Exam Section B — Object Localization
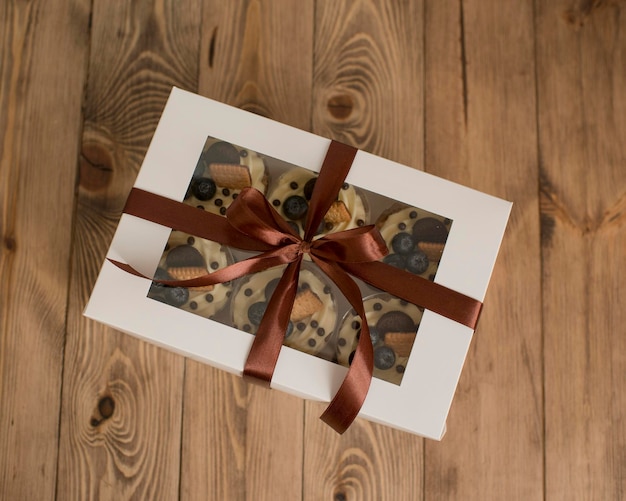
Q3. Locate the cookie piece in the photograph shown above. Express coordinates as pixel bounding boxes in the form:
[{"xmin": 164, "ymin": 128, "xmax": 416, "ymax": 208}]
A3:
[
  {"xmin": 231, "ymin": 265, "xmax": 337, "ymax": 359},
  {"xmin": 148, "ymin": 231, "xmax": 233, "ymax": 318},
  {"xmin": 376, "ymin": 203, "xmax": 452, "ymax": 281},
  {"xmin": 336, "ymin": 293, "xmax": 423, "ymax": 385},
  {"xmin": 267, "ymin": 167, "xmax": 368, "ymax": 237},
  {"xmin": 290, "ymin": 289, "xmax": 324, "ymax": 322},
  {"xmin": 186, "ymin": 138, "xmax": 268, "ymax": 216}
]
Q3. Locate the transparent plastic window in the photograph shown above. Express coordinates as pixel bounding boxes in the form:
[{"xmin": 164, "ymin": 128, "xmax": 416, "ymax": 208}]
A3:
[{"xmin": 147, "ymin": 136, "xmax": 453, "ymax": 385}]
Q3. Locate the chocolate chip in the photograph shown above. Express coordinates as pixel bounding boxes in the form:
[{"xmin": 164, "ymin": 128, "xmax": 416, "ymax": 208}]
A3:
[
  {"xmin": 323, "ymin": 286, "xmax": 331, "ymax": 294},
  {"xmin": 205, "ymin": 294, "xmax": 214, "ymax": 302},
  {"xmin": 272, "ymin": 199, "xmax": 281, "ymax": 206},
  {"xmin": 396, "ymin": 365, "xmax": 405, "ymax": 373},
  {"xmin": 398, "ymin": 222, "xmax": 406, "ymax": 231},
  {"xmin": 189, "ymin": 301, "xmax": 198, "ymax": 310},
  {"xmin": 290, "ymin": 181, "xmax": 298, "ymax": 190},
  {"xmin": 244, "ymin": 288, "xmax": 253, "ymax": 296},
  {"xmin": 317, "ymin": 327, "xmax": 325, "ymax": 336},
  {"xmin": 243, "ymin": 324, "xmax": 251, "ymax": 332},
  {"xmin": 214, "ymin": 198, "xmax": 223, "ymax": 207},
  {"xmin": 222, "ymin": 188, "xmax": 230, "ymax": 196},
  {"xmin": 325, "ymin": 222, "xmax": 334, "ymax": 231},
  {"xmin": 196, "ymin": 205, "xmax": 204, "ymax": 210},
  {"xmin": 308, "ymin": 339, "xmax": 316, "ymax": 347},
  {"xmin": 311, "ymin": 320, "xmax": 318, "ymax": 328},
  {"xmin": 357, "ymin": 219, "xmax": 365, "ymax": 227},
  {"xmin": 351, "ymin": 320, "xmax": 360, "ymax": 330},
  {"xmin": 342, "ymin": 183, "xmax": 349, "ymax": 190},
  {"xmin": 220, "ymin": 207, "xmax": 227, "ymax": 215},
  {"xmin": 338, "ymin": 338, "xmax": 347, "ymax": 347},
  {"xmin": 297, "ymin": 322, "xmax": 306, "ymax": 331},
  {"xmin": 240, "ymin": 150, "xmax": 248, "ymax": 157},
  {"xmin": 232, "ymin": 193, "xmax": 238, "ymax": 200},
  {"xmin": 187, "ymin": 236, "xmax": 195, "ymax": 245},
  {"xmin": 373, "ymin": 302, "xmax": 382, "ymax": 311},
  {"xmin": 210, "ymin": 261, "xmax": 219, "ymax": 270},
  {"xmin": 409, "ymin": 211, "xmax": 418, "ymax": 219}
]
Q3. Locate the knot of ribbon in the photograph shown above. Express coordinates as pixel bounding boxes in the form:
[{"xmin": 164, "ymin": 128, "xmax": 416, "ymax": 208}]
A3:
[{"xmin": 110, "ymin": 140, "xmax": 483, "ymax": 434}]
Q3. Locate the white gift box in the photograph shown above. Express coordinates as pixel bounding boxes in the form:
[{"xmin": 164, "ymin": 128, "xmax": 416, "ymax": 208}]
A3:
[{"xmin": 85, "ymin": 87, "xmax": 511, "ymax": 439}]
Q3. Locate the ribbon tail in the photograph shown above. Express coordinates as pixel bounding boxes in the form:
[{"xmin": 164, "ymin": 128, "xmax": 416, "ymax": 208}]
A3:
[
  {"xmin": 312, "ymin": 257, "xmax": 374, "ymax": 434},
  {"xmin": 341, "ymin": 261, "xmax": 482, "ymax": 330},
  {"xmin": 243, "ymin": 258, "xmax": 302, "ymax": 385}
]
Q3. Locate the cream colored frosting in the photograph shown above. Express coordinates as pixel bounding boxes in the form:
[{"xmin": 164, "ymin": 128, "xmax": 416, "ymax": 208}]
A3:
[
  {"xmin": 186, "ymin": 138, "xmax": 268, "ymax": 215},
  {"xmin": 230, "ymin": 265, "xmax": 337, "ymax": 358},
  {"xmin": 267, "ymin": 167, "xmax": 367, "ymax": 237},
  {"xmin": 336, "ymin": 294, "xmax": 423, "ymax": 385},
  {"xmin": 154, "ymin": 231, "xmax": 232, "ymax": 318}
]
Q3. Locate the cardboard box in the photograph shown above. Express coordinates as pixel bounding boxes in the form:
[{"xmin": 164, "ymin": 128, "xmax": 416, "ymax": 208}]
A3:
[{"xmin": 85, "ymin": 87, "xmax": 511, "ymax": 439}]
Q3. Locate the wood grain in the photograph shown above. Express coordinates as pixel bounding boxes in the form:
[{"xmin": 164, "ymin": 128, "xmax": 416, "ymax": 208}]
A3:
[
  {"xmin": 0, "ymin": 1, "xmax": 90, "ymax": 499},
  {"xmin": 306, "ymin": 2, "xmax": 424, "ymax": 499},
  {"xmin": 56, "ymin": 1, "xmax": 201, "ymax": 499},
  {"xmin": 536, "ymin": 0, "xmax": 626, "ymax": 498},
  {"xmin": 424, "ymin": 0, "xmax": 544, "ymax": 498},
  {"xmin": 179, "ymin": 2, "xmax": 313, "ymax": 499}
]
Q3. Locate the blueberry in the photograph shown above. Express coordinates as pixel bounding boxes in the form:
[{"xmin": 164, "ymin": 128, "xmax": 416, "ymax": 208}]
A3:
[
  {"xmin": 152, "ymin": 267, "xmax": 171, "ymax": 286},
  {"xmin": 192, "ymin": 161, "xmax": 205, "ymax": 179},
  {"xmin": 285, "ymin": 321, "xmax": 294, "ymax": 338},
  {"xmin": 164, "ymin": 287, "xmax": 189, "ymax": 307},
  {"xmin": 383, "ymin": 253, "xmax": 406, "ymax": 269},
  {"xmin": 374, "ymin": 346, "xmax": 396, "ymax": 370},
  {"xmin": 264, "ymin": 278, "xmax": 280, "ymax": 299},
  {"xmin": 391, "ymin": 232, "xmax": 415, "ymax": 255},
  {"xmin": 369, "ymin": 327, "xmax": 381, "ymax": 346},
  {"xmin": 303, "ymin": 177, "xmax": 317, "ymax": 200},
  {"xmin": 282, "ymin": 195, "xmax": 308, "ymax": 220},
  {"xmin": 406, "ymin": 251, "xmax": 429, "ymax": 274},
  {"xmin": 287, "ymin": 221, "xmax": 301, "ymax": 236},
  {"xmin": 247, "ymin": 301, "xmax": 267, "ymax": 325},
  {"xmin": 191, "ymin": 177, "xmax": 216, "ymax": 201}
]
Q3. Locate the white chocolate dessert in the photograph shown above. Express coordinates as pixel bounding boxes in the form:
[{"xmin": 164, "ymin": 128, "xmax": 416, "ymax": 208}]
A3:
[
  {"xmin": 336, "ymin": 294, "xmax": 423, "ymax": 385},
  {"xmin": 376, "ymin": 204, "xmax": 452, "ymax": 281},
  {"xmin": 230, "ymin": 265, "xmax": 338, "ymax": 358},
  {"xmin": 148, "ymin": 231, "xmax": 232, "ymax": 318},
  {"xmin": 267, "ymin": 167, "xmax": 368, "ymax": 237},
  {"xmin": 185, "ymin": 138, "xmax": 268, "ymax": 216}
]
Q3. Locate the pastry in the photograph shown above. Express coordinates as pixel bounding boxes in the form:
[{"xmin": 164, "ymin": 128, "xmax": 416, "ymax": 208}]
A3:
[
  {"xmin": 336, "ymin": 293, "xmax": 423, "ymax": 385},
  {"xmin": 266, "ymin": 167, "xmax": 368, "ymax": 237},
  {"xmin": 185, "ymin": 138, "xmax": 268, "ymax": 215},
  {"xmin": 230, "ymin": 265, "xmax": 338, "ymax": 360},
  {"xmin": 148, "ymin": 231, "xmax": 233, "ymax": 318},
  {"xmin": 376, "ymin": 204, "xmax": 452, "ymax": 281}
]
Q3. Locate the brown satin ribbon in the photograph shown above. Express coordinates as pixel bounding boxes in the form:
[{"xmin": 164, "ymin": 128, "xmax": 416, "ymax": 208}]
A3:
[{"xmin": 110, "ymin": 140, "xmax": 483, "ymax": 433}]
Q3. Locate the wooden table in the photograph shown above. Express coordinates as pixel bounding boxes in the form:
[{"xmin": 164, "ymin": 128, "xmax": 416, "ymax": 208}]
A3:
[{"xmin": 1, "ymin": 1, "xmax": 624, "ymax": 499}]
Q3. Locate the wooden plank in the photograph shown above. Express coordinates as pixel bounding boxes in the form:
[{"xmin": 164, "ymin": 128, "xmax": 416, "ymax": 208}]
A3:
[
  {"xmin": 180, "ymin": 1, "xmax": 313, "ymax": 499},
  {"xmin": 0, "ymin": 1, "xmax": 90, "ymax": 499},
  {"xmin": 305, "ymin": 2, "xmax": 424, "ymax": 499},
  {"xmin": 423, "ymin": 0, "xmax": 544, "ymax": 498},
  {"xmin": 536, "ymin": 1, "xmax": 626, "ymax": 498},
  {"xmin": 56, "ymin": 1, "xmax": 201, "ymax": 499}
]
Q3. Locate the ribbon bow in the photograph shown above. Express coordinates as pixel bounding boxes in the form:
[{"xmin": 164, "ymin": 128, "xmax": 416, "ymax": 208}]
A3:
[{"xmin": 111, "ymin": 141, "xmax": 483, "ymax": 433}]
